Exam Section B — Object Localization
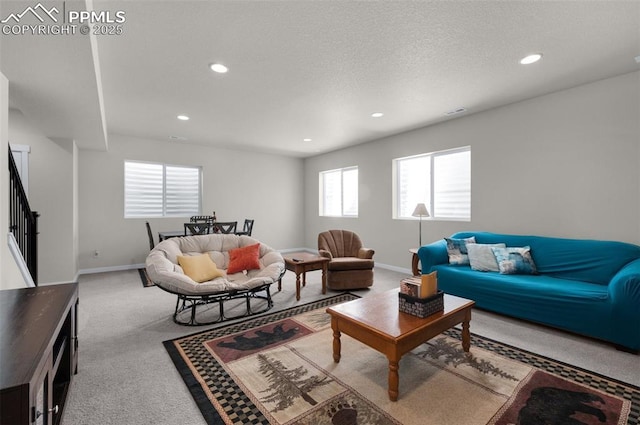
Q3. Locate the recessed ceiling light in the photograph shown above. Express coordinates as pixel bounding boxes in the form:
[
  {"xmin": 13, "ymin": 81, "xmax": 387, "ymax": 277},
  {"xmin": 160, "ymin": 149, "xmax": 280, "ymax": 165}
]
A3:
[
  {"xmin": 210, "ymin": 63, "xmax": 228, "ymax": 73},
  {"xmin": 177, "ymin": 115, "xmax": 189, "ymax": 121},
  {"xmin": 371, "ymin": 112, "xmax": 384, "ymax": 118},
  {"xmin": 303, "ymin": 138, "xmax": 312, "ymax": 142},
  {"xmin": 520, "ymin": 53, "xmax": 542, "ymax": 65}
]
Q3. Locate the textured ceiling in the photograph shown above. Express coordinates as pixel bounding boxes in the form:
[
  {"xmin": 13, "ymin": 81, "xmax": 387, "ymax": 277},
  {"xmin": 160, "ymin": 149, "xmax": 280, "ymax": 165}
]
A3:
[{"xmin": 2, "ymin": 1, "xmax": 640, "ymax": 156}]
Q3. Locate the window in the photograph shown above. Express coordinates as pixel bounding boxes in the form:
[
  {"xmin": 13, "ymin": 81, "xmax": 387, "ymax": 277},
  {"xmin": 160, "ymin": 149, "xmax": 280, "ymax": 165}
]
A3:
[
  {"xmin": 394, "ymin": 147, "xmax": 470, "ymax": 220},
  {"xmin": 319, "ymin": 166, "xmax": 358, "ymax": 217},
  {"xmin": 124, "ymin": 160, "xmax": 202, "ymax": 218}
]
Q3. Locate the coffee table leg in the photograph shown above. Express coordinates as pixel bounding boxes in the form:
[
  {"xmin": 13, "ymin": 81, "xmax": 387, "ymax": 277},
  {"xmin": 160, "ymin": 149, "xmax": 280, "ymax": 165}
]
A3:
[
  {"xmin": 295, "ymin": 273, "xmax": 301, "ymax": 301},
  {"xmin": 388, "ymin": 358, "xmax": 399, "ymax": 401},
  {"xmin": 462, "ymin": 313, "xmax": 471, "ymax": 352},
  {"xmin": 331, "ymin": 318, "xmax": 341, "ymax": 363}
]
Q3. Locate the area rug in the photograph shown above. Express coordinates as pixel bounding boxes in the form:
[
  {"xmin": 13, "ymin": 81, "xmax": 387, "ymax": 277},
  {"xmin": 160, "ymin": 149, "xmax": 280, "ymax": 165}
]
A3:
[
  {"xmin": 163, "ymin": 294, "xmax": 639, "ymax": 425},
  {"xmin": 138, "ymin": 268, "xmax": 154, "ymax": 287}
]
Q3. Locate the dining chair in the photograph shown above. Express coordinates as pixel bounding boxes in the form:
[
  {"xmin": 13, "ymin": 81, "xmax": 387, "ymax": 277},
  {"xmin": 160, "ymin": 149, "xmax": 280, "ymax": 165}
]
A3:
[
  {"xmin": 184, "ymin": 222, "xmax": 211, "ymax": 236},
  {"xmin": 190, "ymin": 215, "xmax": 213, "ymax": 224},
  {"xmin": 235, "ymin": 219, "xmax": 254, "ymax": 236},
  {"xmin": 146, "ymin": 221, "xmax": 155, "ymax": 250},
  {"xmin": 212, "ymin": 221, "xmax": 237, "ymax": 234}
]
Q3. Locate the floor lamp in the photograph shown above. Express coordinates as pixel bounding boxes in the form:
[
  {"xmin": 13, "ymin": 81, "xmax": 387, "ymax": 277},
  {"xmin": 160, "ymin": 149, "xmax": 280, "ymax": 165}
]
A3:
[{"xmin": 412, "ymin": 203, "xmax": 430, "ymax": 247}]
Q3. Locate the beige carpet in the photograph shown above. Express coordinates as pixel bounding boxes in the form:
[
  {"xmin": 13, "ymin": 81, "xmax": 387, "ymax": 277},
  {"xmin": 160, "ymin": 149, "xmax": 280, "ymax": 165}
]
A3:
[{"xmin": 164, "ymin": 294, "xmax": 636, "ymax": 425}]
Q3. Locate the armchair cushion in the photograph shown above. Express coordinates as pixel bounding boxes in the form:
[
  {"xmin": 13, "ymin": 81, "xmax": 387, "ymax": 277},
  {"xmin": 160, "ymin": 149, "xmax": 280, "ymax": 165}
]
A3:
[{"xmin": 327, "ymin": 257, "xmax": 374, "ymax": 271}]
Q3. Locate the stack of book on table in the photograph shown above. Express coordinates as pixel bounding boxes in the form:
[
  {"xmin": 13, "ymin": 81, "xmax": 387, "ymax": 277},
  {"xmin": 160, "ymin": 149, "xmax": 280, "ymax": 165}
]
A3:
[{"xmin": 398, "ymin": 271, "xmax": 444, "ymax": 318}]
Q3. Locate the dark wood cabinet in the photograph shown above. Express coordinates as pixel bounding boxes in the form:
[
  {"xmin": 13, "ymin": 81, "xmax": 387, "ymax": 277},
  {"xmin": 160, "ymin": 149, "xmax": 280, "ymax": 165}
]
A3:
[{"xmin": 0, "ymin": 283, "xmax": 78, "ymax": 425}]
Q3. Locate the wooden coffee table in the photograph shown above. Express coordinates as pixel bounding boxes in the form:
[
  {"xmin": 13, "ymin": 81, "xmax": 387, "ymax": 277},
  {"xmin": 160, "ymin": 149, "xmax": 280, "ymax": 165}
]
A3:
[
  {"xmin": 281, "ymin": 252, "xmax": 330, "ymax": 301},
  {"xmin": 326, "ymin": 289, "xmax": 475, "ymax": 401}
]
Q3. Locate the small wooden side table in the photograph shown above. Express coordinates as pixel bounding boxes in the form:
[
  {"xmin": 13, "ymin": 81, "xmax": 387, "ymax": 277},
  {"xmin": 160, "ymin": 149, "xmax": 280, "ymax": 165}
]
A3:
[
  {"xmin": 282, "ymin": 252, "xmax": 330, "ymax": 301},
  {"xmin": 410, "ymin": 248, "xmax": 420, "ymax": 276}
]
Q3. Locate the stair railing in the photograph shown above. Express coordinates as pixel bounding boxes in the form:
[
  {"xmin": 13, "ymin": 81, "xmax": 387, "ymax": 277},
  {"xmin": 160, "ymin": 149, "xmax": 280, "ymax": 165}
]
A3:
[{"xmin": 8, "ymin": 146, "xmax": 39, "ymax": 285}]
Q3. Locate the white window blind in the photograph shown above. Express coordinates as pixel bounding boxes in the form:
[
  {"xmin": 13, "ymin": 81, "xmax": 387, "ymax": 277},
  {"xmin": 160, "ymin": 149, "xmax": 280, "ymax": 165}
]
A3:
[
  {"xmin": 319, "ymin": 166, "xmax": 358, "ymax": 217},
  {"xmin": 394, "ymin": 147, "xmax": 470, "ymax": 221},
  {"xmin": 433, "ymin": 150, "xmax": 470, "ymax": 218},
  {"xmin": 124, "ymin": 161, "xmax": 202, "ymax": 218}
]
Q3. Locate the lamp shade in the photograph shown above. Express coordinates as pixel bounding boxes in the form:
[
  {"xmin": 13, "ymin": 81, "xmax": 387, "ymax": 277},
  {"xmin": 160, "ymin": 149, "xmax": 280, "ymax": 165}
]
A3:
[{"xmin": 412, "ymin": 203, "xmax": 430, "ymax": 218}]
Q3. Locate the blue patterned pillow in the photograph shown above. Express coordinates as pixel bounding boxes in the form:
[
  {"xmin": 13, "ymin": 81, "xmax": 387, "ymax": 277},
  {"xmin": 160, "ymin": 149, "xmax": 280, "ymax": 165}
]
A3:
[
  {"xmin": 445, "ymin": 237, "xmax": 476, "ymax": 265},
  {"xmin": 491, "ymin": 246, "xmax": 537, "ymax": 275}
]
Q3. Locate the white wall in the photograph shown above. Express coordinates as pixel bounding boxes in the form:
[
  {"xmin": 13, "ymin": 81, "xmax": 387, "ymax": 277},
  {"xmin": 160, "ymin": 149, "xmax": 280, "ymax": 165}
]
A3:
[
  {"xmin": 8, "ymin": 109, "xmax": 78, "ymax": 284},
  {"xmin": 5, "ymin": 71, "xmax": 638, "ymax": 279},
  {"xmin": 304, "ymin": 72, "xmax": 640, "ymax": 270},
  {"xmin": 78, "ymin": 134, "xmax": 305, "ymax": 271},
  {"xmin": 0, "ymin": 72, "xmax": 26, "ymax": 289}
]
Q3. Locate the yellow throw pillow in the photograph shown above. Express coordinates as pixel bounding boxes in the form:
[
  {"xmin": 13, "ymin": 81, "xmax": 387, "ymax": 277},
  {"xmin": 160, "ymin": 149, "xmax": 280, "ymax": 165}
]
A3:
[{"xmin": 177, "ymin": 254, "xmax": 225, "ymax": 283}]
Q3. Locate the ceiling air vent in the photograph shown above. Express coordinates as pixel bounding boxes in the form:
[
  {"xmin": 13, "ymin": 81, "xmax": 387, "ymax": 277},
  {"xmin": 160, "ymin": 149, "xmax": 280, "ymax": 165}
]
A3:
[
  {"xmin": 445, "ymin": 107, "xmax": 466, "ymax": 116},
  {"xmin": 169, "ymin": 135, "xmax": 187, "ymax": 141}
]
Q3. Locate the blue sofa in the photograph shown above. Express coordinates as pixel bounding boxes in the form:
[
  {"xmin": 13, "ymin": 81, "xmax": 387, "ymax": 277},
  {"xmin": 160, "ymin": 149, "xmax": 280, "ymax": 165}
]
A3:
[{"xmin": 418, "ymin": 231, "xmax": 640, "ymax": 351}]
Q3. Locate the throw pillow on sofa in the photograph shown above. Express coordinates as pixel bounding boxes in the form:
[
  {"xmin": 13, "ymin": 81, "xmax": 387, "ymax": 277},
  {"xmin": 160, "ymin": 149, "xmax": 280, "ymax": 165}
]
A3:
[
  {"xmin": 445, "ymin": 237, "xmax": 476, "ymax": 265},
  {"xmin": 467, "ymin": 243, "xmax": 506, "ymax": 271},
  {"xmin": 227, "ymin": 243, "xmax": 261, "ymax": 274},
  {"xmin": 177, "ymin": 254, "xmax": 225, "ymax": 283},
  {"xmin": 491, "ymin": 246, "xmax": 537, "ymax": 275}
]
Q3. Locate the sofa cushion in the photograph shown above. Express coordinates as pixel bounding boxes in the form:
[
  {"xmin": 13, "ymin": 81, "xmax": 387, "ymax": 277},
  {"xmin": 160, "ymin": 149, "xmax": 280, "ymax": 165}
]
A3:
[
  {"xmin": 177, "ymin": 253, "xmax": 225, "ymax": 283},
  {"xmin": 445, "ymin": 237, "xmax": 476, "ymax": 265},
  {"xmin": 227, "ymin": 243, "xmax": 261, "ymax": 274},
  {"xmin": 467, "ymin": 243, "xmax": 505, "ymax": 272},
  {"xmin": 492, "ymin": 246, "xmax": 537, "ymax": 275}
]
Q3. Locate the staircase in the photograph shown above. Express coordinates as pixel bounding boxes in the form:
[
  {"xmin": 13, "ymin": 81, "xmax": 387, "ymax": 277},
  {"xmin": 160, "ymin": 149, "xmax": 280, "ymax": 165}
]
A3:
[{"xmin": 8, "ymin": 146, "xmax": 39, "ymax": 285}]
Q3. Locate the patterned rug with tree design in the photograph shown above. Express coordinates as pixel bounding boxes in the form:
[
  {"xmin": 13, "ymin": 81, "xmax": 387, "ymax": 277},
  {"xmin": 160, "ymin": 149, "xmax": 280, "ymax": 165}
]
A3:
[{"xmin": 163, "ymin": 293, "xmax": 638, "ymax": 425}]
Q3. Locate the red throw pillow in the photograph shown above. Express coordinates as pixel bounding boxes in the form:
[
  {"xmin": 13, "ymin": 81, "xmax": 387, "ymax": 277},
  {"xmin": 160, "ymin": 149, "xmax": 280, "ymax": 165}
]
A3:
[{"xmin": 227, "ymin": 243, "xmax": 261, "ymax": 274}]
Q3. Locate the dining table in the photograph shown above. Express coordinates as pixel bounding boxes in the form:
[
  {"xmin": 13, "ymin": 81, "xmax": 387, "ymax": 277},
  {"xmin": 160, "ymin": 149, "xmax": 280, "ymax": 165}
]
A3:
[
  {"xmin": 157, "ymin": 222, "xmax": 235, "ymax": 241},
  {"xmin": 157, "ymin": 230, "xmax": 185, "ymax": 241}
]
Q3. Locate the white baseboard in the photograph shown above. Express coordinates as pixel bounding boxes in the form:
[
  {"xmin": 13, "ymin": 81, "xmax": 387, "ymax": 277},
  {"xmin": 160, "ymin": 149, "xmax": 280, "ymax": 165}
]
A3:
[
  {"xmin": 79, "ymin": 263, "xmax": 145, "ymax": 275},
  {"xmin": 375, "ymin": 262, "xmax": 413, "ymax": 275},
  {"xmin": 278, "ymin": 247, "xmax": 318, "ymax": 254},
  {"xmin": 76, "ymin": 249, "xmax": 412, "ymax": 277}
]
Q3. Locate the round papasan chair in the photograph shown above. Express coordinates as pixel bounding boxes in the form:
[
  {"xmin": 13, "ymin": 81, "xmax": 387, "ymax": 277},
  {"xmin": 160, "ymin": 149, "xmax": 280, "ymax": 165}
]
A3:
[{"xmin": 145, "ymin": 234, "xmax": 285, "ymax": 325}]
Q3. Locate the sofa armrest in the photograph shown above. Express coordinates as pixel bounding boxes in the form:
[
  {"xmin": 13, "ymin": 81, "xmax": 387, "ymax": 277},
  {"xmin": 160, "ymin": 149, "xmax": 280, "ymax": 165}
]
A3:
[
  {"xmin": 608, "ymin": 258, "xmax": 640, "ymax": 346},
  {"xmin": 609, "ymin": 258, "xmax": 640, "ymax": 305},
  {"xmin": 319, "ymin": 249, "xmax": 333, "ymax": 260},
  {"xmin": 358, "ymin": 247, "xmax": 375, "ymax": 259},
  {"xmin": 417, "ymin": 239, "xmax": 449, "ymax": 273},
  {"xmin": 145, "ymin": 250, "xmax": 200, "ymax": 289}
]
